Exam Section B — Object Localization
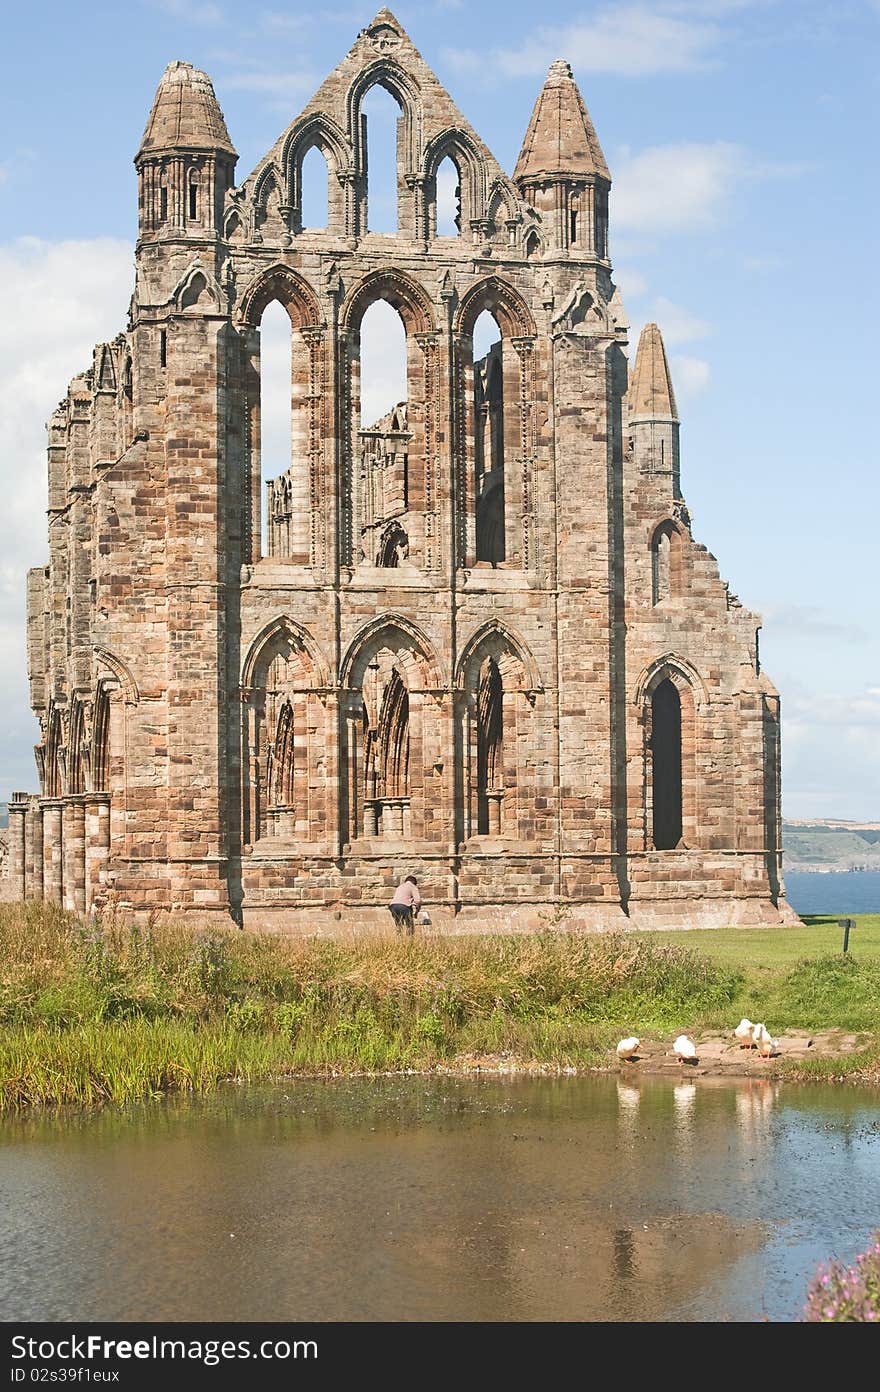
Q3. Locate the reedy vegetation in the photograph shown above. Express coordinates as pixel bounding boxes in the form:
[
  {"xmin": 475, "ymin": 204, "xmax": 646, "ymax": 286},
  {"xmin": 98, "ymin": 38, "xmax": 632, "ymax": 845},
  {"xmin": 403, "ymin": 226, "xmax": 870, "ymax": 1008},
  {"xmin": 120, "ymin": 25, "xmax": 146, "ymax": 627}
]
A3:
[{"xmin": 0, "ymin": 904, "xmax": 877, "ymax": 1109}]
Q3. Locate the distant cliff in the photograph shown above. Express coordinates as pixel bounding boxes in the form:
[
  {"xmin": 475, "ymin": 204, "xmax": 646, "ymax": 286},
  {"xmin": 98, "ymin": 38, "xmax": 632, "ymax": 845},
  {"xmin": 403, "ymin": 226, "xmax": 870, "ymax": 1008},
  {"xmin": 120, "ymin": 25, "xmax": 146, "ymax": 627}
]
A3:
[{"xmin": 783, "ymin": 820, "xmax": 880, "ymax": 873}]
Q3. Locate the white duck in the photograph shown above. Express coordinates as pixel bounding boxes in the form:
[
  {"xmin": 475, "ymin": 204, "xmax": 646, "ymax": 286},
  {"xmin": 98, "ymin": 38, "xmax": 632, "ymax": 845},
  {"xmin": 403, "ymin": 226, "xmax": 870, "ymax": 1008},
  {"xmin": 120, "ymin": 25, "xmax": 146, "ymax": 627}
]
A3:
[
  {"xmin": 734, "ymin": 1018, "xmax": 755, "ymax": 1049},
  {"xmin": 752, "ymin": 1022, "xmax": 779, "ymax": 1057},
  {"xmin": 616, "ymin": 1036, "xmax": 641, "ymax": 1060},
  {"xmin": 673, "ymin": 1034, "xmax": 698, "ymax": 1063}
]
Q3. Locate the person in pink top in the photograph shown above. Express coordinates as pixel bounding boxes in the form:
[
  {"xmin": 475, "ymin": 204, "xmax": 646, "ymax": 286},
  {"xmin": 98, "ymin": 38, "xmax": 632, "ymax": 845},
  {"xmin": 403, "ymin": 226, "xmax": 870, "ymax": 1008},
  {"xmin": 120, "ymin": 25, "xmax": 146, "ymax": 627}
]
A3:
[{"xmin": 388, "ymin": 876, "xmax": 421, "ymax": 936}]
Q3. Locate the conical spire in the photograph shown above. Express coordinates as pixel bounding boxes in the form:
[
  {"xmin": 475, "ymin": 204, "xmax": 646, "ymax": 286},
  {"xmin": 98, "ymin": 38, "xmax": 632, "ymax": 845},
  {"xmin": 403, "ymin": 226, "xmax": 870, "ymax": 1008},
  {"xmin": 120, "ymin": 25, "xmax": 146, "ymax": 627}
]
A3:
[
  {"xmin": 629, "ymin": 323, "xmax": 678, "ymax": 420},
  {"xmin": 514, "ymin": 60, "xmax": 609, "ymax": 184},
  {"xmin": 137, "ymin": 61, "xmax": 235, "ymax": 159}
]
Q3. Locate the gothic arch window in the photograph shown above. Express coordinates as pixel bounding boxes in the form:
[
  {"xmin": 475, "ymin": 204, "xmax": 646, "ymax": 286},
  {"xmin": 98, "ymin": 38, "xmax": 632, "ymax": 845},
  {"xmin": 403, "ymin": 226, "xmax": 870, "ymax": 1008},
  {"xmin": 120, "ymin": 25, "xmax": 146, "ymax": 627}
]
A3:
[
  {"xmin": 435, "ymin": 155, "xmax": 461, "ymax": 236},
  {"xmin": 362, "ymin": 83, "xmax": 402, "ymax": 232},
  {"xmin": 456, "ymin": 622, "xmax": 541, "ymax": 843},
  {"xmin": 340, "ymin": 271, "xmax": 435, "ymax": 570},
  {"xmin": 283, "ymin": 115, "xmax": 351, "ymax": 236},
  {"xmin": 651, "ymin": 520, "xmax": 684, "ymax": 604},
  {"xmin": 239, "ymin": 267, "xmax": 324, "ymax": 567},
  {"xmin": 362, "ymin": 665, "xmax": 411, "ymax": 837},
  {"xmin": 300, "ymin": 145, "xmax": 329, "ymax": 229},
  {"xmin": 455, "ymin": 278, "xmax": 537, "ymax": 571},
  {"xmin": 241, "ymin": 619, "xmax": 328, "ymax": 846},
  {"xmin": 358, "ymin": 299, "xmax": 410, "ymax": 565},
  {"xmin": 524, "ymin": 229, "xmax": 540, "ymax": 258},
  {"xmin": 473, "ymin": 310, "xmax": 505, "ymax": 563},
  {"xmin": 651, "ymin": 679, "xmax": 682, "ymax": 849},
  {"xmin": 180, "ymin": 271, "xmax": 209, "ymax": 311},
  {"xmin": 476, "ymin": 657, "xmax": 504, "ymax": 834},
  {"xmin": 377, "ymin": 522, "xmax": 408, "ymax": 567},
  {"xmin": 254, "ymin": 169, "xmax": 286, "ymax": 242},
  {"xmin": 259, "ymin": 300, "xmax": 295, "ymax": 559},
  {"xmin": 340, "ymin": 617, "xmax": 442, "ymax": 845},
  {"xmin": 640, "ymin": 662, "xmax": 700, "ymax": 852}
]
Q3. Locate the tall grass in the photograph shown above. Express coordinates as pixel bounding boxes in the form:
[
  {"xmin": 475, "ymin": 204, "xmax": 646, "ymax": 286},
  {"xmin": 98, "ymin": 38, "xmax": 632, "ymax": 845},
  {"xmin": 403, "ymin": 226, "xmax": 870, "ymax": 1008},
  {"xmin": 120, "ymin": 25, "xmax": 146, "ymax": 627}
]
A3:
[
  {"xmin": 0, "ymin": 903, "xmax": 741, "ymax": 1110},
  {"xmin": 3, "ymin": 904, "xmax": 877, "ymax": 1111}
]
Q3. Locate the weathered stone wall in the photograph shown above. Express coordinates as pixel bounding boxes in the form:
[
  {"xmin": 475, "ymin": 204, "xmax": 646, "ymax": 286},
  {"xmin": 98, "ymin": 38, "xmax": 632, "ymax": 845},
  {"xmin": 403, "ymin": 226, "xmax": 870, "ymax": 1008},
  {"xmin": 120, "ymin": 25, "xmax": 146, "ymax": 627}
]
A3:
[{"xmin": 15, "ymin": 10, "xmax": 795, "ymax": 931}]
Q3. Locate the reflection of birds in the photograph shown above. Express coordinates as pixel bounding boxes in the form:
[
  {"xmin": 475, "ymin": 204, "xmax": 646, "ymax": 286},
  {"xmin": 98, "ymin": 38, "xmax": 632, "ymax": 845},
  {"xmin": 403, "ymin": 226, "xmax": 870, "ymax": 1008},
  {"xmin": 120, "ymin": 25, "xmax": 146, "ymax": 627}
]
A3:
[
  {"xmin": 673, "ymin": 1034, "xmax": 697, "ymax": 1063},
  {"xmin": 616, "ymin": 1036, "xmax": 641, "ymax": 1060},
  {"xmin": 735, "ymin": 1018, "xmax": 755, "ymax": 1048},
  {"xmin": 752, "ymin": 1023, "xmax": 779, "ymax": 1057}
]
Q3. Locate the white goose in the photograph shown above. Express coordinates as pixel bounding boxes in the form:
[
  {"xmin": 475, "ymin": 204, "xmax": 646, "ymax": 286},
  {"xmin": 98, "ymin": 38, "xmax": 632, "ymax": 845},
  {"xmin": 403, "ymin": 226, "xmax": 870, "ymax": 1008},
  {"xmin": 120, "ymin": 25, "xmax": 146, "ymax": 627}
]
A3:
[
  {"xmin": 752, "ymin": 1022, "xmax": 779, "ymax": 1057},
  {"xmin": 673, "ymin": 1034, "xmax": 698, "ymax": 1063},
  {"xmin": 734, "ymin": 1018, "xmax": 755, "ymax": 1049},
  {"xmin": 616, "ymin": 1036, "xmax": 641, "ymax": 1060}
]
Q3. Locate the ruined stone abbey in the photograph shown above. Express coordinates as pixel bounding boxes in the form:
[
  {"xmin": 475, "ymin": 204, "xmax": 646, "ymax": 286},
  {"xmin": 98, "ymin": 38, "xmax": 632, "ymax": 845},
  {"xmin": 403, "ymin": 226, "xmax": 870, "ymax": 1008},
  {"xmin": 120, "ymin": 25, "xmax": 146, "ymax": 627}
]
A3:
[{"xmin": 7, "ymin": 10, "xmax": 795, "ymax": 930}]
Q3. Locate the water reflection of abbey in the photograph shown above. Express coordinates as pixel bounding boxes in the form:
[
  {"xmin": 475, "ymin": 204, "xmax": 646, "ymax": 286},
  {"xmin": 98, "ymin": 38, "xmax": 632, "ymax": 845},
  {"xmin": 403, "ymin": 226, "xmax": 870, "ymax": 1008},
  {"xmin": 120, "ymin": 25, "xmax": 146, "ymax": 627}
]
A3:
[{"xmin": 11, "ymin": 10, "xmax": 796, "ymax": 930}]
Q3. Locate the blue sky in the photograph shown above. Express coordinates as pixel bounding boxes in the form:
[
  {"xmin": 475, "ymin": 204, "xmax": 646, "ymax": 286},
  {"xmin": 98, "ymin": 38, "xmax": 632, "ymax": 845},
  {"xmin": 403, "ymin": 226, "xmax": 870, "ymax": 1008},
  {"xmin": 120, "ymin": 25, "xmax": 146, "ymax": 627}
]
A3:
[{"xmin": 0, "ymin": 0, "xmax": 878, "ymax": 818}]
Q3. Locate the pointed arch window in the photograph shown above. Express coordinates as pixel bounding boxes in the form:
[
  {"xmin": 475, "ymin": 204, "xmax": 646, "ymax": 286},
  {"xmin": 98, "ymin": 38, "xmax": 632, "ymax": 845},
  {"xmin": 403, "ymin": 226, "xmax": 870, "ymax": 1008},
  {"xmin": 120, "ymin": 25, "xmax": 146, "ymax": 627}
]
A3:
[
  {"xmin": 473, "ymin": 310, "xmax": 505, "ymax": 563},
  {"xmin": 435, "ymin": 155, "xmax": 461, "ymax": 236},
  {"xmin": 651, "ymin": 521, "xmax": 684, "ymax": 604},
  {"xmin": 651, "ymin": 679, "xmax": 683, "ymax": 850},
  {"xmin": 363, "ymin": 667, "xmax": 410, "ymax": 837},
  {"xmin": 358, "ymin": 299, "xmax": 410, "ymax": 565},
  {"xmin": 300, "ymin": 146, "xmax": 329, "ymax": 230},
  {"xmin": 477, "ymin": 657, "xmax": 504, "ymax": 834},
  {"xmin": 363, "ymin": 84, "xmax": 401, "ymax": 233},
  {"xmin": 259, "ymin": 300, "xmax": 294, "ymax": 558}
]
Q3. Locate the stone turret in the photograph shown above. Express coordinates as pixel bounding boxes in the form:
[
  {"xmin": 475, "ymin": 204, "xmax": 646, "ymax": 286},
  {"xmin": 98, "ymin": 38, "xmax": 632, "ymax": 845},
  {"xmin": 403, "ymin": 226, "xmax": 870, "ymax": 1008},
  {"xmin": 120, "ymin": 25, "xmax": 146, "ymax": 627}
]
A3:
[
  {"xmin": 514, "ymin": 60, "xmax": 610, "ymax": 257},
  {"xmin": 135, "ymin": 61, "xmax": 237, "ymax": 240},
  {"xmin": 629, "ymin": 322, "xmax": 680, "ymax": 493}
]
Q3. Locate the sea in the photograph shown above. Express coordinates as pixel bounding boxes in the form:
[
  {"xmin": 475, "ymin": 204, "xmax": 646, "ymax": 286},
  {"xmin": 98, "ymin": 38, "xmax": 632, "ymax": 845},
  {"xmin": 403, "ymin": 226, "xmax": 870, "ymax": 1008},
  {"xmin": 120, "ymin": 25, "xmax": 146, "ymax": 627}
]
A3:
[{"xmin": 784, "ymin": 869, "xmax": 880, "ymax": 916}]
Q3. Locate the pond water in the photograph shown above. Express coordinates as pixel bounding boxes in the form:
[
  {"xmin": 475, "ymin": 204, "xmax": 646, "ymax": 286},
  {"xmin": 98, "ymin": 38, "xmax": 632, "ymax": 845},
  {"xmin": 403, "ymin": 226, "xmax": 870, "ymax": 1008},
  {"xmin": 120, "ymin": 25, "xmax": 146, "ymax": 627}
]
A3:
[{"xmin": 1, "ymin": 1075, "xmax": 879, "ymax": 1323}]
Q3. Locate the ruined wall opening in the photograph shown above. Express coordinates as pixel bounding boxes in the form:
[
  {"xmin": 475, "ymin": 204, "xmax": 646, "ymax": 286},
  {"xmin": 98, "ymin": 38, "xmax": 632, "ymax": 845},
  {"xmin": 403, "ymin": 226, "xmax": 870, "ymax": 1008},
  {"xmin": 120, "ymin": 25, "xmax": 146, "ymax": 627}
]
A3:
[
  {"xmin": 258, "ymin": 300, "xmax": 294, "ymax": 558},
  {"xmin": 435, "ymin": 155, "xmax": 461, "ymax": 236},
  {"xmin": 300, "ymin": 145, "xmax": 329, "ymax": 229},
  {"xmin": 362, "ymin": 84, "xmax": 401, "ymax": 233},
  {"xmin": 473, "ymin": 310, "xmax": 505, "ymax": 564},
  {"xmin": 651, "ymin": 678, "xmax": 682, "ymax": 849},
  {"xmin": 358, "ymin": 299, "xmax": 410, "ymax": 565},
  {"xmin": 651, "ymin": 521, "xmax": 683, "ymax": 604}
]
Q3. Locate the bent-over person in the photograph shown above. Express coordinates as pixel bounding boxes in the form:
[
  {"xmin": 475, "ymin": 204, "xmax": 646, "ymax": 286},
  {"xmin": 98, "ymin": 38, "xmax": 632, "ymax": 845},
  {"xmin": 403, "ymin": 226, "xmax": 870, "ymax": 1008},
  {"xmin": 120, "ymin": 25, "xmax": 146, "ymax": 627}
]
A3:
[{"xmin": 388, "ymin": 876, "xmax": 421, "ymax": 936}]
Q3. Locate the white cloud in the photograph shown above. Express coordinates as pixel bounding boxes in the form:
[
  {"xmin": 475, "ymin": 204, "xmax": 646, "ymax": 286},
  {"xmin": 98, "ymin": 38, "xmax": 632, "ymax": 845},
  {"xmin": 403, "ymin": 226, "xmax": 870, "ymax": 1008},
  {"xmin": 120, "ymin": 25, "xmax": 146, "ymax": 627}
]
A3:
[
  {"xmin": 222, "ymin": 71, "xmax": 318, "ymax": 101},
  {"xmin": 670, "ymin": 354, "xmax": 710, "ymax": 398},
  {"xmin": 259, "ymin": 10, "xmax": 312, "ymax": 33},
  {"xmin": 612, "ymin": 141, "xmax": 805, "ymax": 238},
  {"xmin": 612, "ymin": 141, "xmax": 746, "ymax": 234},
  {"xmin": 0, "ymin": 236, "xmax": 133, "ymax": 800},
  {"xmin": 764, "ymin": 605, "xmax": 869, "ymax": 643},
  {"xmin": 650, "ymin": 295, "xmax": 712, "ymax": 344},
  {"xmin": 613, "ymin": 265, "xmax": 648, "ymax": 298},
  {"xmin": 446, "ymin": 4, "xmax": 721, "ymax": 77}
]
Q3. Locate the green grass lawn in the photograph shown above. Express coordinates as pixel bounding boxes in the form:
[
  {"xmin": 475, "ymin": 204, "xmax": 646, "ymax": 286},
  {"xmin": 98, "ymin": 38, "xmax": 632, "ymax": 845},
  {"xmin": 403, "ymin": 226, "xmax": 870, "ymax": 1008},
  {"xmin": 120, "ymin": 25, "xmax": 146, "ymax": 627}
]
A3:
[{"xmin": 642, "ymin": 914, "xmax": 880, "ymax": 971}]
